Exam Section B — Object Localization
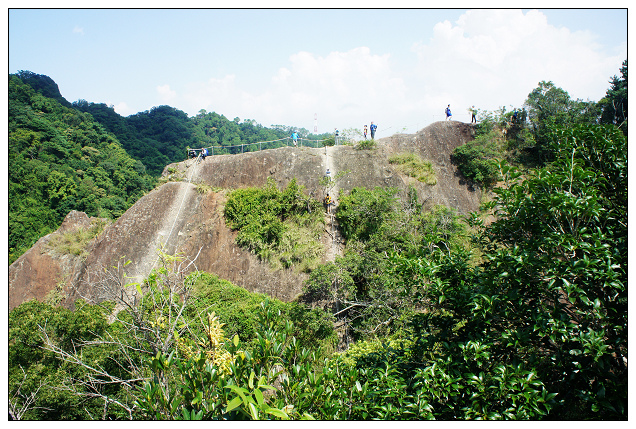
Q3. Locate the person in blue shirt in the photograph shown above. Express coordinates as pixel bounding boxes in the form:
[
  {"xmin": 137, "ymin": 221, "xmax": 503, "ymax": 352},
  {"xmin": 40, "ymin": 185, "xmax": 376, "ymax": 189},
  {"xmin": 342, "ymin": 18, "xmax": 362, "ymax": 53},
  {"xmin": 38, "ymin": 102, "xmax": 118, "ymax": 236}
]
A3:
[
  {"xmin": 291, "ymin": 131, "xmax": 299, "ymax": 147},
  {"xmin": 202, "ymin": 147, "xmax": 208, "ymax": 160},
  {"xmin": 370, "ymin": 122, "xmax": 377, "ymax": 139},
  {"xmin": 445, "ymin": 105, "xmax": 452, "ymax": 121}
]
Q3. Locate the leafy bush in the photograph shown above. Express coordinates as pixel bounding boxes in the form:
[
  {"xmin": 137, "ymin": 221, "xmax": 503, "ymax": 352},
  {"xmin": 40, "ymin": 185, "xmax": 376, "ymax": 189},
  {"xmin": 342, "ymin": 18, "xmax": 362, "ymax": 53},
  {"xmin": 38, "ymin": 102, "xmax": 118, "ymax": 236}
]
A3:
[
  {"xmin": 335, "ymin": 187, "xmax": 399, "ymax": 243},
  {"xmin": 306, "ymin": 186, "xmax": 473, "ymax": 340},
  {"xmin": 477, "ymin": 124, "xmax": 627, "ymax": 418},
  {"xmin": 451, "ymin": 130, "xmax": 505, "ymax": 187},
  {"xmin": 388, "ymin": 152, "xmax": 436, "ymax": 185},
  {"xmin": 190, "ymin": 272, "xmax": 336, "ymax": 352},
  {"xmin": 135, "ymin": 300, "xmax": 555, "ymax": 420},
  {"xmin": 355, "ymin": 139, "xmax": 376, "ymax": 150},
  {"xmin": 224, "ymin": 178, "xmax": 324, "ymax": 270}
]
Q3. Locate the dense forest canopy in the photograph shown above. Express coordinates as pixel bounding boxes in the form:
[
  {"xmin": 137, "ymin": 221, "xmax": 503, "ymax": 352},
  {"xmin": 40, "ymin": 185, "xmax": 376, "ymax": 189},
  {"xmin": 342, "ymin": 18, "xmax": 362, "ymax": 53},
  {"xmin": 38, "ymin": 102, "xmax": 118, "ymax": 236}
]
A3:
[
  {"xmin": 8, "ymin": 61, "xmax": 627, "ymax": 420},
  {"xmin": 73, "ymin": 100, "xmax": 328, "ymax": 176}
]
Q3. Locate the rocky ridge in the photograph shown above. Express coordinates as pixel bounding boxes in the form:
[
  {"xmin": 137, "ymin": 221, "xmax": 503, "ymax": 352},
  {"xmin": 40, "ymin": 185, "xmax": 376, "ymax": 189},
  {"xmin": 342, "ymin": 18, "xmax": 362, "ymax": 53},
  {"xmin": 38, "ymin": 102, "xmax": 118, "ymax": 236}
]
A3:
[{"xmin": 9, "ymin": 121, "xmax": 480, "ymax": 310}]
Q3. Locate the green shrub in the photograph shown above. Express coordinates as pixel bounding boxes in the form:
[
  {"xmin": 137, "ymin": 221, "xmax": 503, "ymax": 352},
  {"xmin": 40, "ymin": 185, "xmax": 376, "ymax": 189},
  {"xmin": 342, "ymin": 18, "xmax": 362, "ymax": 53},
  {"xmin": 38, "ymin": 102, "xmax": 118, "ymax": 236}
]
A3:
[
  {"xmin": 451, "ymin": 131, "xmax": 505, "ymax": 187},
  {"xmin": 388, "ymin": 152, "xmax": 436, "ymax": 185},
  {"xmin": 191, "ymin": 272, "xmax": 336, "ymax": 351},
  {"xmin": 224, "ymin": 178, "xmax": 324, "ymax": 270},
  {"xmin": 355, "ymin": 139, "xmax": 376, "ymax": 150}
]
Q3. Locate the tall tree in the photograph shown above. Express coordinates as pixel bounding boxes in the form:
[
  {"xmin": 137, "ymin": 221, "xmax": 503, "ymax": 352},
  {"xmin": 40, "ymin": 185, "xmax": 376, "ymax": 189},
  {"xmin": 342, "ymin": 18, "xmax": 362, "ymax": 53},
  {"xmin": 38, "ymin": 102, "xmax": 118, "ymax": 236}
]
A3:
[
  {"xmin": 598, "ymin": 59, "xmax": 627, "ymax": 135},
  {"xmin": 523, "ymin": 81, "xmax": 598, "ymax": 162}
]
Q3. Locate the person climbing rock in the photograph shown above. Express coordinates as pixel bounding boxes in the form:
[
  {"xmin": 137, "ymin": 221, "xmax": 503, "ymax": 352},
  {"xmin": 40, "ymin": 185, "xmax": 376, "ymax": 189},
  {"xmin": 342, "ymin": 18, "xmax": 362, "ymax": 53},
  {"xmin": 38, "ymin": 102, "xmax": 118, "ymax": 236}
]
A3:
[
  {"xmin": 445, "ymin": 104, "xmax": 452, "ymax": 121},
  {"xmin": 324, "ymin": 193, "xmax": 332, "ymax": 214},
  {"xmin": 370, "ymin": 122, "xmax": 377, "ymax": 139}
]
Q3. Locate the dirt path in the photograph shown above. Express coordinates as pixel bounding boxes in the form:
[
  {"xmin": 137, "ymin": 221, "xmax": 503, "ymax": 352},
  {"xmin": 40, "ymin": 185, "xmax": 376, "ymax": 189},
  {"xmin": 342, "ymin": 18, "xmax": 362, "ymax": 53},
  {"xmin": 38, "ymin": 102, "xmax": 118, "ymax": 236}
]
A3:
[
  {"xmin": 133, "ymin": 180, "xmax": 197, "ymax": 284},
  {"xmin": 323, "ymin": 146, "xmax": 343, "ymax": 263}
]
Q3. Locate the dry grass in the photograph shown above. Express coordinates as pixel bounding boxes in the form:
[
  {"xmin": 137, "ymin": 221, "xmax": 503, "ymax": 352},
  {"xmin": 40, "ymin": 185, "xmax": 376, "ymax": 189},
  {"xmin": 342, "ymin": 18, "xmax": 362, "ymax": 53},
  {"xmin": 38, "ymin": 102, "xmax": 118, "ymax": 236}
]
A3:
[
  {"xmin": 46, "ymin": 218, "xmax": 110, "ymax": 259},
  {"xmin": 389, "ymin": 152, "xmax": 437, "ymax": 185}
]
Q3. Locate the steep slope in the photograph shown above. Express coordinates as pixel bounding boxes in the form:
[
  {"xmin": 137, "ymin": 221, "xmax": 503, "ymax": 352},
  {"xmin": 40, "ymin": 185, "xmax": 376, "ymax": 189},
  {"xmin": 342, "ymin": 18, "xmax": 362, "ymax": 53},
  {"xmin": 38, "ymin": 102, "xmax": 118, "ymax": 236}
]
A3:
[{"xmin": 9, "ymin": 121, "xmax": 480, "ymax": 310}]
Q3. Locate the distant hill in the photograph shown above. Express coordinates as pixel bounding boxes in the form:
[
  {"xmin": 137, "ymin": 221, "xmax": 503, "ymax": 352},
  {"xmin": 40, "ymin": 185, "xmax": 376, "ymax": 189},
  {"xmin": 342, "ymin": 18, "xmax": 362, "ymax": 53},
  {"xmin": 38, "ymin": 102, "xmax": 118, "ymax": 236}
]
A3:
[
  {"xmin": 13, "ymin": 70, "xmax": 73, "ymax": 108},
  {"xmin": 16, "ymin": 72, "xmax": 330, "ymax": 178}
]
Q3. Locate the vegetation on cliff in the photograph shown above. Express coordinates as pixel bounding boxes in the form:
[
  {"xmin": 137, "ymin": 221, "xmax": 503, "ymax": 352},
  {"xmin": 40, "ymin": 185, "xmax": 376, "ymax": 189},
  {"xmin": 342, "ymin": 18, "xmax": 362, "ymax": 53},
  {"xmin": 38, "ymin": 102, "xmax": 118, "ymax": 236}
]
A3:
[
  {"xmin": 224, "ymin": 178, "xmax": 324, "ymax": 271},
  {"xmin": 451, "ymin": 60, "xmax": 627, "ymax": 187}
]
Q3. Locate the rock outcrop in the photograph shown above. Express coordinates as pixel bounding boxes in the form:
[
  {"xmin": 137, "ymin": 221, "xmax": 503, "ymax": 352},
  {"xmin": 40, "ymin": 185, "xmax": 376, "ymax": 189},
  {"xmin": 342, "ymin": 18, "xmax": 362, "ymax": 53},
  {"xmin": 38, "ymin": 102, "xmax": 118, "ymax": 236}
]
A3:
[{"xmin": 9, "ymin": 121, "xmax": 480, "ymax": 310}]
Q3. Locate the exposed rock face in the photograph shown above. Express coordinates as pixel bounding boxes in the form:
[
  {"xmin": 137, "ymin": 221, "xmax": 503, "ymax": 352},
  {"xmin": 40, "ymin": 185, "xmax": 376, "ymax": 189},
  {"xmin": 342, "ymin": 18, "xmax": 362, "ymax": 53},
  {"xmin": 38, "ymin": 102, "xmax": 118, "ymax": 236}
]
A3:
[
  {"xmin": 9, "ymin": 121, "xmax": 481, "ymax": 310},
  {"xmin": 9, "ymin": 210, "xmax": 95, "ymax": 310}
]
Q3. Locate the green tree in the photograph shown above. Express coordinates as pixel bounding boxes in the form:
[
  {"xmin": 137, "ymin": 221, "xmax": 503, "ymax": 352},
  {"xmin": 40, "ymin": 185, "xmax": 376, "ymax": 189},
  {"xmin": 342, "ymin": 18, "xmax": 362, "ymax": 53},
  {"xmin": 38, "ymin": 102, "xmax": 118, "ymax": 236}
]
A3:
[
  {"xmin": 480, "ymin": 124, "xmax": 626, "ymax": 418},
  {"xmin": 598, "ymin": 59, "xmax": 627, "ymax": 135},
  {"xmin": 523, "ymin": 81, "xmax": 598, "ymax": 162}
]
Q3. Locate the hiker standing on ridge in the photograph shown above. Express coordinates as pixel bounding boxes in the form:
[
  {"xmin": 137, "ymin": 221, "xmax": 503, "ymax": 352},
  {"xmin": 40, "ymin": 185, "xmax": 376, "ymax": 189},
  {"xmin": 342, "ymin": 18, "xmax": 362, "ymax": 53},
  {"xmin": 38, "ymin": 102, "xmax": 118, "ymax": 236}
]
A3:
[
  {"xmin": 470, "ymin": 106, "xmax": 477, "ymax": 123},
  {"xmin": 445, "ymin": 105, "xmax": 452, "ymax": 121},
  {"xmin": 370, "ymin": 122, "xmax": 377, "ymax": 139},
  {"xmin": 363, "ymin": 125, "xmax": 368, "ymax": 139},
  {"xmin": 202, "ymin": 147, "xmax": 208, "ymax": 160},
  {"xmin": 291, "ymin": 131, "xmax": 299, "ymax": 147}
]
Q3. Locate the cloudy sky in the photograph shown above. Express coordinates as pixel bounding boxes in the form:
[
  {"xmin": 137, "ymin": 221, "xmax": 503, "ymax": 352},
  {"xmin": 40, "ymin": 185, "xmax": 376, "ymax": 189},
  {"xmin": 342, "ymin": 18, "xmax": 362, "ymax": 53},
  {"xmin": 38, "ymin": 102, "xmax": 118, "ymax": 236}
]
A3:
[{"xmin": 8, "ymin": 5, "xmax": 627, "ymax": 139}]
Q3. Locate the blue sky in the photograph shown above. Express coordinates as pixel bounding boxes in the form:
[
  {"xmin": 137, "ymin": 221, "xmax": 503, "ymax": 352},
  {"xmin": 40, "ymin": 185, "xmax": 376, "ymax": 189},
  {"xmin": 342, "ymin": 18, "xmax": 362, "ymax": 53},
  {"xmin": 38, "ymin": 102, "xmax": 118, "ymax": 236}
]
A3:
[{"xmin": 8, "ymin": 6, "xmax": 628, "ymax": 139}]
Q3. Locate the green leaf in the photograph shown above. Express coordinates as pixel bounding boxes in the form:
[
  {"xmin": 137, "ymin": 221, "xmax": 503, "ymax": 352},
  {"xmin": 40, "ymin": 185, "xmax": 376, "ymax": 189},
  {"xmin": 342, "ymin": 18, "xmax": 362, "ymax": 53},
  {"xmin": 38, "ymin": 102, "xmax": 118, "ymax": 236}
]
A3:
[
  {"xmin": 181, "ymin": 408, "xmax": 190, "ymax": 420},
  {"xmin": 226, "ymin": 384, "xmax": 248, "ymax": 402},
  {"xmin": 133, "ymin": 283, "xmax": 142, "ymax": 296},
  {"xmin": 254, "ymin": 388, "xmax": 264, "ymax": 406},
  {"xmin": 266, "ymin": 408, "xmax": 289, "ymax": 419},
  {"xmin": 248, "ymin": 371, "xmax": 255, "ymax": 390},
  {"xmin": 248, "ymin": 402, "xmax": 259, "ymax": 420},
  {"xmin": 226, "ymin": 396, "xmax": 243, "ymax": 413}
]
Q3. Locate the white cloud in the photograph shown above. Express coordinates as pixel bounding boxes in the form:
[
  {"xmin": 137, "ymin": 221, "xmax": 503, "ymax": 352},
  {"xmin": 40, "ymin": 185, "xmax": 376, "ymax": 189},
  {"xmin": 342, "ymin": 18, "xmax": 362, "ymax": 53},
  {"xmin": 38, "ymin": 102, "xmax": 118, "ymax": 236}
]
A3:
[
  {"xmin": 181, "ymin": 47, "xmax": 408, "ymax": 134},
  {"xmin": 73, "ymin": 26, "xmax": 84, "ymax": 35},
  {"xmin": 411, "ymin": 9, "xmax": 625, "ymax": 121},
  {"xmin": 156, "ymin": 84, "xmax": 177, "ymax": 103},
  {"xmin": 176, "ymin": 10, "xmax": 624, "ymax": 136},
  {"xmin": 112, "ymin": 101, "xmax": 133, "ymax": 117}
]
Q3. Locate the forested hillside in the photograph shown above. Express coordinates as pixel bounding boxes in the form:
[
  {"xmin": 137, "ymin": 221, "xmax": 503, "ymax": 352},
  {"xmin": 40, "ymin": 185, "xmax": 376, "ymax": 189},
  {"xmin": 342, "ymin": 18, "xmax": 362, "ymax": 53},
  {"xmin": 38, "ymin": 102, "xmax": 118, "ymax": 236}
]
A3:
[
  {"xmin": 8, "ymin": 61, "xmax": 627, "ymax": 420},
  {"xmin": 73, "ymin": 101, "xmax": 324, "ymax": 176},
  {"xmin": 8, "ymin": 74, "xmax": 155, "ymax": 263}
]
